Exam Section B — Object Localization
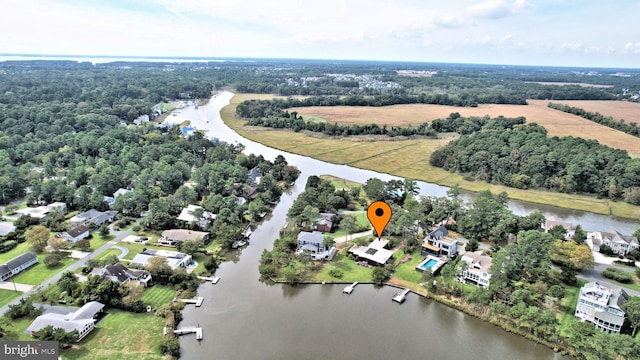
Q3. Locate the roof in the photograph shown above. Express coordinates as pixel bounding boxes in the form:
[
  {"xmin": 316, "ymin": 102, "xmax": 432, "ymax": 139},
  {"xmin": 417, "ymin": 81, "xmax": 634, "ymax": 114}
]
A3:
[
  {"xmin": 70, "ymin": 301, "xmax": 104, "ymax": 321},
  {"xmin": 544, "ymin": 216, "xmax": 576, "ymax": 231},
  {"xmin": 25, "ymin": 301, "xmax": 104, "ymax": 334},
  {"xmin": 462, "ymin": 251, "xmax": 493, "ymax": 273},
  {"xmin": 131, "ymin": 249, "xmax": 191, "ymax": 270},
  {"xmin": 161, "ymin": 229, "xmax": 209, "ymax": 242},
  {"xmin": 0, "ymin": 264, "xmax": 10, "ymax": 278},
  {"xmin": 429, "ymin": 225, "xmax": 448, "ymax": 239},
  {"xmin": 0, "ymin": 221, "xmax": 16, "ymax": 236},
  {"xmin": 349, "ymin": 239, "xmax": 394, "ymax": 265},
  {"xmin": 113, "ymin": 188, "xmax": 132, "ymax": 198},
  {"xmin": 5, "ymin": 252, "xmax": 37, "ymax": 270},
  {"xmin": 176, "ymin": 205, "xmax": 215, "ymax": 223},
  {"xmin": 104, "ymin": 263, "xmax": 133, "ymax": 283},
  {"xmin": 601, "ymin": 230, "xmax": 638, "ymax": 246},
  {"xmin": 66, "ymin": 225, "xmax": 90, "ymax": 238},
  {"xmin": 297, "ymin": 231, "xmax": 325, "ymax": 246},
  {"xmin": 594, "ymin": 310, "xmax": 626, "ymax": 326}
]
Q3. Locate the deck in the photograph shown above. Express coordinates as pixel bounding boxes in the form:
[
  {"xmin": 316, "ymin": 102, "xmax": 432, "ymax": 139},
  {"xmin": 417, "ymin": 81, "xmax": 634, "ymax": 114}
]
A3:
[
  {"xmin": 343, "ymin": 282, "xmax": 358, "ymax": 294},
  {"xmin": 197, "ymin": 276, "xmax": 220, "ymax": 284},
  {"xmin": 176, "ymin": 296, "xmax": 204, "ymax": 307},
  {"xmin": 173, "ymin": 326, "xmax": 203, "ymax": 340},
  {"xmin": 392, "ymin": 289, "xmax": 410, "ymax": 303}
]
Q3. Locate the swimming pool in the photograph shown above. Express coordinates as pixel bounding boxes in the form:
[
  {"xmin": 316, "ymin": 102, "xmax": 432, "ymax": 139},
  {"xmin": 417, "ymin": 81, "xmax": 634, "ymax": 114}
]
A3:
[
  {"xmin": 415, "ymin": 256, "xmax": 445, "ymax": 273},
  {"xmin": 419, "ymin": 259, "xmax": 438, "ymax": 270}
]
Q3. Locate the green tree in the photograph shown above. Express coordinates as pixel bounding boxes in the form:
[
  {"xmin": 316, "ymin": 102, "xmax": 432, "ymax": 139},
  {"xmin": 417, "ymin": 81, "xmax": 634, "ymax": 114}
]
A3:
[
  {"xmin": 44, "ymin": 253, "xmax": 62, "ymax": 268},
  {"xmin": 371, "ymin": 266, "xmax": 391, "ymax": 285},
  {"xmin": 340, "ymin": 215, "xmax": 357, "ymax": 242},
  {"xmin": 363, "ymin": 178, "xmax": 386, "ymax": 201},
  {"xmin": 181, "ymin": 239, "xmax": 204, "ymax": 255},
  {"xmin": 621, "ymin": 297, "xmax": 640, "ymax": 337},
  {"xmin": 572, "ymin": 224, "xmax": 587, "ymax": 244},
  {"xmin": 25, "ymin": 224, "xmax": 50, "ymax": 253},
  {"xmin": 465, "ymin": 238, "xmax": 479, "ymax": 252},
  {"xmin": 548, "ymin": 224, "xmax": 568, "ymax": 240}
]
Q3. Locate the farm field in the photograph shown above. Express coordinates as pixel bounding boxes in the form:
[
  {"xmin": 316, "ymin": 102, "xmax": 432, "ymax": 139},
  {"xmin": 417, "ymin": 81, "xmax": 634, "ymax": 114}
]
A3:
[
  {"xmin": 223, "ymin": 94, "xmax": 640, "ymax": 219},
  {"xmin": 550, "ymin": 99, "xmax": 640, "ymax": 124},
  {"xmin": 525, "ymin": 81, "xmax": 614, "ymax": 88},
  {"xmin": 289, "ymin": 100, "xmax": 640, "ymax": 156}
]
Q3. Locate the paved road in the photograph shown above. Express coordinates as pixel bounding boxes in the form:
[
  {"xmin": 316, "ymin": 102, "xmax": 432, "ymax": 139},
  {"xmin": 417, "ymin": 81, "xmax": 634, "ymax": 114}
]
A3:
[
  {"xmin": 111, "ymin": 245, "xmax": 129, "ymax": 259},
  {"xmin": 0, "ymin": 226, "xmax": 134, "ymax": 316}
]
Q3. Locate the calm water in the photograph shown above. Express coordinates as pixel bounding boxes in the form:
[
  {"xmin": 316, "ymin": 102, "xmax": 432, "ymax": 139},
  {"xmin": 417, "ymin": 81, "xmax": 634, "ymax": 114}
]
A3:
[{"xmin": 176, "ymin": 92, "xmax": 610, "ymax": 359}]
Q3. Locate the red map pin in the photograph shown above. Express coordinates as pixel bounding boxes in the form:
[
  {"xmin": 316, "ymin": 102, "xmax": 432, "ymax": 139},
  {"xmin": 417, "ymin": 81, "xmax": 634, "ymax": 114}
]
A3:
[{"xmin": 367, "ymin": 201, "xmax": 392, "ymax": 239}]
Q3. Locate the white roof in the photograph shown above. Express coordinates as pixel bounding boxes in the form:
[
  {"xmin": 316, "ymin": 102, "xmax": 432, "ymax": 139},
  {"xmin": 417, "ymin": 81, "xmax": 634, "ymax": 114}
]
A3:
[{"xmin": 176, "ymin": 205, "xmax": 215, "ymax": 223}]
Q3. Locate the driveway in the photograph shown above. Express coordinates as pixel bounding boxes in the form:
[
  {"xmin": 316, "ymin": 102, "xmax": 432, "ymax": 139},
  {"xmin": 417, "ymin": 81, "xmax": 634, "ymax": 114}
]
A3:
[
  {"xmin": 0, "ymin": 281, "xmax": 33, "ymax": 292},
  {"xmin": 0, "ymin": 227, "xmax": 134, "ymax": 316}
]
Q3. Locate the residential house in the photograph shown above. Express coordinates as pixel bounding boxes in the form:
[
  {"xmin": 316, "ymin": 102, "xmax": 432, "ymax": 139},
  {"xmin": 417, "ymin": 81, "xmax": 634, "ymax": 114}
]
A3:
[
  {"xmin": 575, "ymin": 281, "xmax": 628, "ymax": 334},
  {"xmin": 315, "ymin": 213, "xmax": 334, "ymax": 232},
  {"xmin": 16, "ymin": 202, "xmax": 67, "ymax": 221},
  {"xmin": 59, "ymin": 225, "xmax": 90, "ymax": 245},
  {"xmin": 25, "ymin": 301, "xmax": 104, "ymax": 341},
  {"xmin": 176, "ymin": 205, "xmax": 216, "ymax": 228},
  {"xmin": 421, "ymin": 225, "xmax": 458, "ymax": 258},
  {"xmin": 588, "ymin": 230, "xmax": 639, "ymax": 256},
  {"xmin": 181, "ymin": 126, "xmax": 195, "ymax": 137},
  {"xmin": 0, "ymin": 252, "xmax": 38, "ymax": 281},
  {"xmin": 133, "ymin": 114, "xmax": 150, "ymax": 125},
  {"xmin": 130, "ymin": 249, "xmax": 193, "ymax": 270},
  {"xmin": 158, "ymin": 229, "xmax": 210, "ymax": 247},
  {"xmin": 348, "ymin": 238, "xmax": 394, "ymax": 266},
  {"xmin": 296, "ymin": 231, "xmax": 336, "ymax": 261},
  {"xmin": 543, "ymin": 216, "xmax": 576, "ymax": 240},
  {"xmin": 459, "ymin": 251, "xmax": 492, "ymax": 287},
  {"xmin": 0, "ymin": 221, "xmax": 16, "ymax": 236},
  {"xmin": 91, "ymin": 263, "xmax": 152, "ymax": 287},
  {"xmin": 70, "ymin": 209, "xmax": 117, "ymax": 228},
  {"xmin": 113, "ymin": 188, "xmax": 132, "ymax": 200},
  {"xmin": 248, "ymin": 168, "xmax": 262, "ymax": 185}
]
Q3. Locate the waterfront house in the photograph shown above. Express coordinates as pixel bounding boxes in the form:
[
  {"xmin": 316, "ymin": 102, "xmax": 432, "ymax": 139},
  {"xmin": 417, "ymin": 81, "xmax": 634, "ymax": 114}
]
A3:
[
  {"xmin": 348, "ymin": 239, "xmax": 394, "ymax": 266},
  {"xmin": 458, "ymin": 251, "xmax": 492, "ymax": 287},
  {"xmin": 543, "ymin": 216, "xmax": 576, "ymax": 240},
  {"xmin": 421, "ymin": 225, "xmax": 458, "ymax": 258},
  {"xmin": 296, "ymin": 231, "xmax": 336, "ymax": 260},
  {"xmin": 315, "ymin": 213, "xmax": 335, "ymax": 232},
  {"xmin": 575, "ymin": 281, "xmax": 628, "ymax": 334},
  {"xmin": 158, "ymin": 229, "xmax": 210, "ymax": 247},
  {"xmin": 25, "ymin": 301, "xmax": 104, "ymax": 341},
  {"xmin": 131, "ymin": 249, "xmax": 193, "ymax": 270},
  {"xmin": 587, "ymin": 230, "xmax": 639, "ymax": 256},
  {"xmin": 59, "ymin": 224, "xmax": 90, "ymax": 245},
  {"xmin": 91, "ymin": 263, "xmax": 152, "ymax": 287},
  {"xmin": 0, "ymin": 252, "xmax": 38, "ymax": 281},
  {"xmin": 248, "ymin": 168, "xmax": 263, "ymax": 185},
  {"xmin": 176, "ymin": 205, "xmax": 216, "ymax": 228}
]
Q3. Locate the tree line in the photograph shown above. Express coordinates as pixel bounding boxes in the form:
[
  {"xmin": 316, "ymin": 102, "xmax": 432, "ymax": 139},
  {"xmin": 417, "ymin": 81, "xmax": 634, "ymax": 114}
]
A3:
[{"xmin": 548, "ymin": 102, "xmax": 640, "ymax": 137}]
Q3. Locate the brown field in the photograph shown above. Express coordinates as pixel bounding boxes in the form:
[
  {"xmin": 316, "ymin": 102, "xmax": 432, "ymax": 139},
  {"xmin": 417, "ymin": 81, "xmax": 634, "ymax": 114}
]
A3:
[
  {"xmin": 525, "ymin": 81, "xmax": 614, "ymax": 88},
  {"xmin": 551, "ymin": 100, "xmax": 640, "ymax": 124},
  {"xmin": 290, "ymin": 101, "xmax": 640, "ymax": 155}
]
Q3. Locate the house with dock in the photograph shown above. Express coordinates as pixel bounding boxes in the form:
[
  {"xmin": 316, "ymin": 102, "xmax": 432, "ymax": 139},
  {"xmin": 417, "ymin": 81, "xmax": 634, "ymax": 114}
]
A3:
[
  {"xmin": 91, "ymin": 263, "xmax": 152, "ymax": 287},
  {"xmin": 348, "ymin": 238, "xmax": 395, "ymax": 266},
  {"xmin": 176, "ymin": 205, "xmax": 216, "ymax": 229},
  {"xmin": 158, "ymin": 229, "xmax": 210, "ymax": 247},
  {"xmin": 296, "ymin": 231, "xmax": 336, "ymax": 260},
  {"xmin": 575, "ymin": 281, "xmax": 628, "ymax": 334},
  {"xmin": 0, "ymin": 252, "xmax": 38, "ymax": 281},
  {"xmin": 131, "ymin": 249, "xmax": 193, "ymax": 270},
  {"xmin": 458, "ymin": 251, "xmax": 492, "ymax": 287}
]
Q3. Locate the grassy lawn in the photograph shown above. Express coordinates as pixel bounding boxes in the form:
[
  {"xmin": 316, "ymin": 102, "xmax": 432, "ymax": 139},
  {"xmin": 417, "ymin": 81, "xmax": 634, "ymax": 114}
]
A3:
[
  {"xmin": 204, "ymin": 239, "xmax": 222, "ymax": 252},
  {"xmin": 0, "ymin": 241, "xmax": 33, "ymax": 263},
  {"xmin": 222, "ymin": 93, "xmax": 640, "ymax": 219},
  {"xmin": 601, "ymin": 276, "xmax": 640, "ymax": 293},
  {"xmin": 0, "ymin": 315, "xmax": 36, "ymax": 341},
  {"xmin": 93, "ymin": 248, "xmax": 122, "ymax": 261},
  {"xmin": 12, "ymin": 254, "xmax": 74, "ymax": 285},
  {"xmin": 0, "ymin": 288, "xmax": 23, "ymax": 307},
  {"xmin": 558, "ymin": 281, "xmax": 585, "ymax": 337},
  {"xmin": 314, "ymin": 251, "xmax": 374, "ymax": 282},
  {"xmin": 60, "ymin": 309, "xmax": 167, "ymax": 360},
  {"xmin": 98, "ymin": 233, "xmax": 116, "ymax": 241},
  {"xmin": 392, "ymin": 250, "xmax": 426, "ymax": 284},
  {"xmin": 332, "ymin": 212, "xmax": 370, "ymax": 238},
  {"xmin": 118, "ymin": 243, "xmax": 169, "ymax": 261},
  {"xmin": 141, "ymin": 285, "xmax": 176, "ymax": 308}
]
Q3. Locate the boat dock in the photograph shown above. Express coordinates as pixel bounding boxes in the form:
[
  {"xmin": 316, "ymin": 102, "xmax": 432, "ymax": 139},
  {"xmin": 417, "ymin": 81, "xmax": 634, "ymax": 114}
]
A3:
[
  {"xmin": 197, "ymin": 276, "xmax": 220, "ymax": 284},
  {"xmin": 392, "ymin": 289, "xmax": 410, "ymax": 303},
  {"xmin": 176, "ymin": 296, "xmax": 204, "ymax": 307},
  {"xmin": 173, "ymin": 326, "xmax": 203, "ymax": 340},
  {"xmin": 343, "ymin": 282, "xmax": 358, "ymax": 294}
]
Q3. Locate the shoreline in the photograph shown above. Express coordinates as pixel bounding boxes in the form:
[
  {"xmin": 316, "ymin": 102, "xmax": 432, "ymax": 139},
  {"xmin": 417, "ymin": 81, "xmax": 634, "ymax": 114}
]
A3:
[{"xmin": 218, "ymin": 93, "xmax": 640, "ymax": 220}]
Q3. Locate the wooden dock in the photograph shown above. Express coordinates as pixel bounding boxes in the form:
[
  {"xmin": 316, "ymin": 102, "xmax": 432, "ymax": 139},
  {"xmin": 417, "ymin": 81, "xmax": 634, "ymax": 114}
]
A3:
[
  {"xmin": 343, "ymin": 282, "xmax": 358, "ymax": 294},
  {"xmin": 173, "ymin": 326, "xmax": 203, "ymax": 340},
  {"xmin": 178, "ymin": 296, "xmax": 204, "ymax": 307},
  {"xmin": 197, "ymin": 276, "xmax": 220, "ymax": 284},
  {"xmin": 392, "ymin": 289, "xmax": 410, "ymax": 303}
]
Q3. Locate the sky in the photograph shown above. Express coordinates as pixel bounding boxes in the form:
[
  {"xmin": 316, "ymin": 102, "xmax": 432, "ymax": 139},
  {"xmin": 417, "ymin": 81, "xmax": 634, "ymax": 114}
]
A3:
[{"xmin": 1, "ymin": 0, "xmax": 639, "ymax": 68}]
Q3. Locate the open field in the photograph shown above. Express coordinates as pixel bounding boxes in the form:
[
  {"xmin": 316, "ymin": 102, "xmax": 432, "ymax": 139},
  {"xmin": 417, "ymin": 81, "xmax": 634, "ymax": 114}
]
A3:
[
  {"xmin": 12, "ymin": 255, "xmax": 74, "ymax": 285},
  {"xmin": 289, "ymin": 100, "xmax": 640, "ymax": 156},
  {"xmin": 141, "ymin": 285, "xmax": 177, "ymax": 308},
  {"xmin": 0, "ymin": 288, "xmax": 22, "ymax": 308},
  {"xmin": 223, "ymin": 94, "xmax": 640, "ymax": 219},
  {"xmin": 525, "ymin": 81, "xmax": 614, "ymax": 88},
  {"xmin": 550, "ymin": 99, "xmax": 640, "ymax": 124}
]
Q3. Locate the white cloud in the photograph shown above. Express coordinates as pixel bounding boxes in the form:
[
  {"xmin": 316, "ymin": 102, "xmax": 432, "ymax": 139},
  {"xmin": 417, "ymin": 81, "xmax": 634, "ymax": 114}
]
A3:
[
  {"xmin": 561, "ymin": 43, "xmax": 584, "ymax": 52},
  {"xmin": 434, "ymin": 14, "xmax": 467, "ymax": 28},
  {"xmin": 467, "ymin": 0, "xmax": 534, "ymax": 19},
  {"xmin": 623, "ymin": 42, "xmax": 640, "ymax": 54}
]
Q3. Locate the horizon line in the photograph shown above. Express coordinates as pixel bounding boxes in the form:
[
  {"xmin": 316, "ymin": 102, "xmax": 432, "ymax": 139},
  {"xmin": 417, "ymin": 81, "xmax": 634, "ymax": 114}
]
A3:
[{"xmin": 1, "ymin": 52, "xmax": 640, "ymax": 71}]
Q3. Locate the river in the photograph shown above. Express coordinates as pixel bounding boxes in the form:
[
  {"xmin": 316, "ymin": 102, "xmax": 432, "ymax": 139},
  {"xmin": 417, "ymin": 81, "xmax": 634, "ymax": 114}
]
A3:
[{"xmin": 178, "ymin": 91, "xmax": 638, "ymax": 359}]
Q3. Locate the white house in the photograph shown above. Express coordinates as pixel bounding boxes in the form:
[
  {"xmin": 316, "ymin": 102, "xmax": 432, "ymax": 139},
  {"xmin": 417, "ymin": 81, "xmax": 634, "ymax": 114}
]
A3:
[
  {"xmin": 296, "ymin": 231, "xmax": 336, "ymax": 261},
  {"xmin": 422, "ymin": 225, "xmax": 458, "ymax": 258},
  {"xmin": 543, "ymin": 216, "xmax": 577, "ymax": 240},
  {"xmin": 0, "ymin": 252, "xmax": 38, "ymax": 281},
  {"xmin": 176, "ymin": 205, "xmax": 215, "ymax": 228},
  {"xmin": 26, "ymin": 301, "xmax": 104, "ymax": 341},
  {"xmin": 60, "ymin": 225, "xmax": 90, "ymax": 244},
  {"xmin": 458, "ymin": 251, "xmax": 492, "ymax": 287},
  {"xmin": 70, "ymin": 209, "xmax": 117, "ymax": 227},
  {"xmin": 131, "ymin": 249, "xmax": 193, "ymax": 270},
  {"xmin": 588, "ymin": 230, "xmax": 639, "ymax": 256},
  {"xmin": 575, "ymin": 281, "xmax": 628, "ymax": 334},
  {"xmin": 16, "ymin": 202, "xmax": 67, "ymax": 221}
]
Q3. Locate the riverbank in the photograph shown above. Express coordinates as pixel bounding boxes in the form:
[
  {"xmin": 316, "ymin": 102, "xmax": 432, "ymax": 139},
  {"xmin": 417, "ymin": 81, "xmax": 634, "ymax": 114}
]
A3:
[{"xmin": 220, "ymin": 93, "xmax": 640, "ymax": 220}]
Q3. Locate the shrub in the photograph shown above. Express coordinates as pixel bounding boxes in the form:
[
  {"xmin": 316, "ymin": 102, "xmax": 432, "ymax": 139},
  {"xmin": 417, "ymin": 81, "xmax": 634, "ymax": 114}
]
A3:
[
  {"xmin": 602, "ymin": 267, "xmax": 633, "ymax": 283},
  {"xmin": 328, "ymin": 269, "xmax": 343, "ymax": 278},
  {"xmin": 0, "ymin": 240, "xmax": 18, "ymax": 253},
  {"xmin": 599, "ymin": 244, "xmax": 615, "ymax": 256},
  {"xmin": 159, "ymin": 337, "xmax": 180, "ymax": 358},
  {"xmin": 132, "ymin": 225, "xmax": 141, "ymax": 232},
  {"xmin": 44, "ymin": 254, "xmax": 62, "ymax": 268}
]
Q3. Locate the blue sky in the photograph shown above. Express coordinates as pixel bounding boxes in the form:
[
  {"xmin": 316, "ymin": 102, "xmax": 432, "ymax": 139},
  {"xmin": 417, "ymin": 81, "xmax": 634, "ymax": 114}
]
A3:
[{"xmin": 2, "ymin": 0, "xmax": 639, "ymax": 67}]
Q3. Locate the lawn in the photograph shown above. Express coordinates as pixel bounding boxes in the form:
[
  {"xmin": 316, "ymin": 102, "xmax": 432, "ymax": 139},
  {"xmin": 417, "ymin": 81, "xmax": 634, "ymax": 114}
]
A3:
[
  {"xmin": 331, "ymin": 212, "xmax": 370, "ymax": 238},
  {"xmin": 93, "ymin": 248, "xmax": 122, "ymax": 261},
  {"xmin": 392, "ymin": 250, "xmax": 426, "ymax": 284},
  {"xmin": 0, "ymin": 241, "xmax": 32, "ymax": 263},
  {"xmin": 118, "ymin": 243, "xmax": 169, "ymax": 261},
  {"xmin": 600, "ymin": 275, "xmax": 640, "ymax": 293},
  {"xmin": 12, "ymin": 254, "xmax": 74, "ymax": 285},
  {"xmin": 141, "ymin": 285, "xmax": 176, "ymax": 308},
  {"xmin": 0, "ymin": 288, "xmax": 23, "ymax": 307},
  {"xmin": 60, "ymin": 309, "xmax": 167, "ymax": 360},
  {"xmin": 314, "ymin": 251, "xmax": 374, "ymax": 282},
  {"xmin": 557, "ymin": 281, "xmax": 585, "ymax": 337}
]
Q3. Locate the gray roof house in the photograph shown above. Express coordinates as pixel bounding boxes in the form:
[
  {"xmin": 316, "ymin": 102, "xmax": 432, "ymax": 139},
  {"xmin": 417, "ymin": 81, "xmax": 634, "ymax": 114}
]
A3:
[
  {"xmin": 0, "ymin": 252, "xmax": 38, "ymax": 281},
  {"xmin": 60, "ymin": 225, "xmax": 90, "ymax": 244},
  {"xmin": 131, "ymin": 249, "xmax": 193, "ymax": 270},
  {"xmin": 91, "ymin": 263, "xmax": 152, "ymax": 287},
  {"xmin": 25, "ymin": 301, "xmax": 104, "ymax": 341},
  {"xmin": 575, "ymin": 281, "xmax": 628, "ymax": 334},
  {"xmin": 296, "ymin": 231, "xmax": 336, "ymax": 261},
  {"xmin": 70, "ymin": 209, "xmax": 117, "ymax": 227}
]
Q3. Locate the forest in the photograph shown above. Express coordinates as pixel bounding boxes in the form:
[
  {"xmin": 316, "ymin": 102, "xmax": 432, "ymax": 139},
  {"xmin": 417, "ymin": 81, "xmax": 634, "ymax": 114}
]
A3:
[
  {"xmin": 430, "ymin": 121, "xmax": 640, "ymax": 204},
  {"xmin": 548, "ymin": 102, "xmax": 640, "ymax": 137}
]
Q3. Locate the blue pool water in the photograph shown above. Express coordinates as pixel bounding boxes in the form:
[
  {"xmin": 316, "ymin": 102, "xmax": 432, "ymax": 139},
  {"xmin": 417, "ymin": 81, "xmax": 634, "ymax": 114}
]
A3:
[{"xmin": 419, "ymin": 259, "xmax": 438, "ymax": 270}]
